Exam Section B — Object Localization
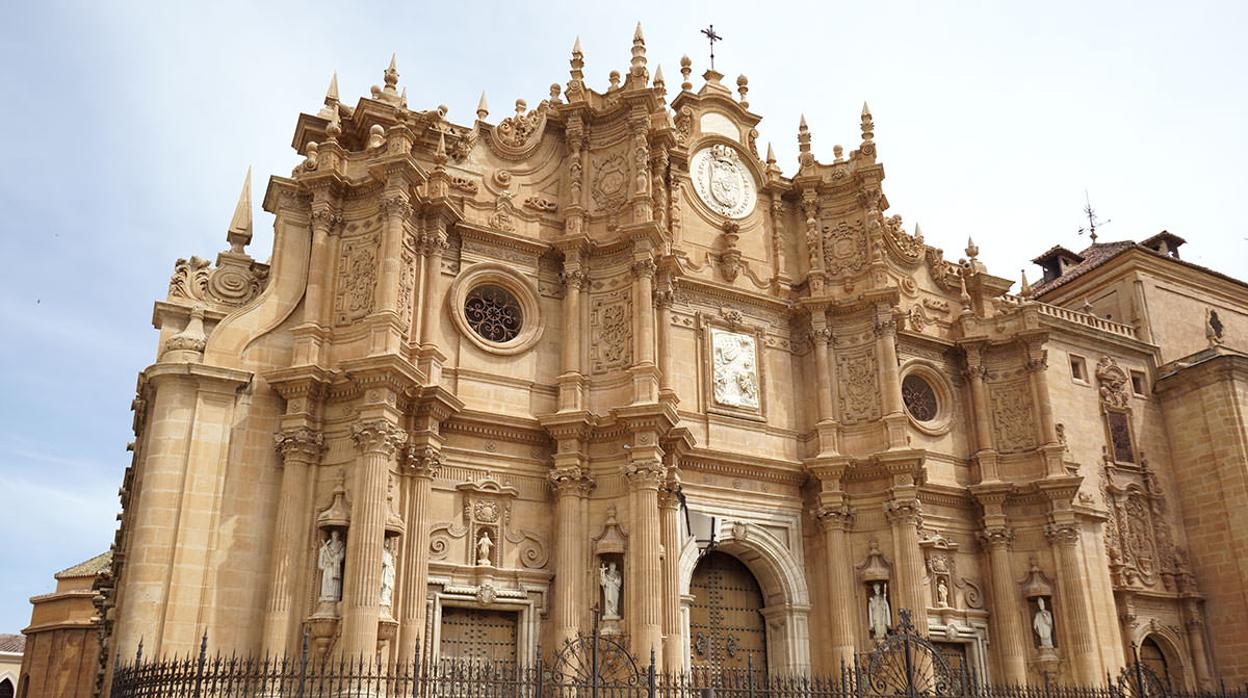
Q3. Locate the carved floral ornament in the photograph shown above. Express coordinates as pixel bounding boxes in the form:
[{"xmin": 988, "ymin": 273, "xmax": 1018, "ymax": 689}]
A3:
[
  {"xmin": 690, "ymin": 143, "xmax": 757, "ymax": 219},
  {"xmin": 168, "ymin": 255, "xmax": 270, "ymax": 308},
  {"xmin": 448, "ymin": 262, "xmax": 544, "ymax": 356}
]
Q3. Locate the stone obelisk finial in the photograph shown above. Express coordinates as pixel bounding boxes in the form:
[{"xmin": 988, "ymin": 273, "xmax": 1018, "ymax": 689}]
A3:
[
  {"xmin": 629, "ymin": 22, "xmax": 648, "ymax": 85},
  {"xmin": 226, "ymin": 167, "xmax": 253, "ymax": 254}
]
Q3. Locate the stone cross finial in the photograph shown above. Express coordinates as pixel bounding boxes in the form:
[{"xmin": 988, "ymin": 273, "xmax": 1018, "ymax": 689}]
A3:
[{"xmin": 226, "ymin": 167, "xmax": 252, "ymax": 253}]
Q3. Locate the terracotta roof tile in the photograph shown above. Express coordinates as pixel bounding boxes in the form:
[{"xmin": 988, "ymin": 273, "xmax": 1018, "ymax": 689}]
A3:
[
  {"xmin": 1033, "ymin": 237, "xmax": 1248, "ymax": 297},
  {"xmin": 55, "ymin": 551, "xmax": 112, "ymax": 579},
  {"xmin": 0, "ymin": 634, "xmax": 25, "ymax": 653}
]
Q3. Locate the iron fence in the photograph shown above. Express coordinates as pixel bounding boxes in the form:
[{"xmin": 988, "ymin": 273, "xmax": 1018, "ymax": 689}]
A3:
[{"xmin": 111, "ymin": 611, "xmax": 1248, "ymax": 698}]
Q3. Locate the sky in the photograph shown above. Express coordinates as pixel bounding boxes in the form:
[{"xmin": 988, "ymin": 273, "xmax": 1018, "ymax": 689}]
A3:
[{"xmin": 0, "ymin": 0, "xmax": 1245, "ymax": 633}]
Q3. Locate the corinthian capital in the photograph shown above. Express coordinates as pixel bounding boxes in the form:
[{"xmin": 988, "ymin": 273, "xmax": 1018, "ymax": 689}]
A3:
[
  {"xmin": 351, "ymin": 420, "xmax": 407, "ymax": 456},
  {"xmin": 977, "ymin": 526, "xmax": 1014, "ymax": 549},
  {"xmin": 631, "ymin": 258, "xmax": 657, "ymax": 280},
  {"xmin": 624, "ymin": 458, "xmax": 665, "ymax": 489},
  {"xmin": 403, "ymin": 444, "xmax": 443, "ymax": 478},
  {"xmin": 548, "ymin": 466, "xmax": 594, "ymax": 495},
  {"xmin": 274, "ymin": 427, "xmax": 325, "ymax": 462},
  {"xmin": 884, "ymin": 497, "xmax": 923, "ymax": 527},
  {"xmin": 380, "ymin": 194, "xmax": 413, "ymax": 220},
  {"xmin": 815, "ymin": 504, "xmax": 855, "ymax": 532},
  {"xmin": 1044, "ymin": 522, "xmax": 1080, "ymax": 547}
]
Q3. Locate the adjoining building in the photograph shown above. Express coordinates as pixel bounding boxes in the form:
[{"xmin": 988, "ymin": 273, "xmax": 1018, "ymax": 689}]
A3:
[{"xmin": 33, "ymin": 27, "xmax": 1248, "ymax": 697}]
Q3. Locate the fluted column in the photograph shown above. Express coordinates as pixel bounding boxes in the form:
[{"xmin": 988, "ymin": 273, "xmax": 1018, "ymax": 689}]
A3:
[
  {"xmin": 625, "ymin": 458, "xmax": 664, "ymax": 658},
  {"xmin": 811, "ymin": 312, "xmax": 836, "ymax": 422},
  {"xmin": 1025, "ymin": 344, "xmax": 1064, "ymax": 477},
  {"xmin": 550, "ymin": 468, "xmax": 592, "ymax": 652},
  {"xmin": 659, "ymin": 482, "xmax": 683, "ymax": 672},
  {"xmin": 1046, "ymin": 522, "xmax": 1099, "ymax": 684},
  {"xmin": 655, "ymin": 277, "xmax": 676, "ymax": 400},
  {"xmin": 262, "ymin": 428, "xmax": 324, "ymax": 654},
  {"xmin": 342, "ymin": 420, "xmax": 406, "ymax": 659},
  {"xmin": 378, "ymin": 191, "xmax": 411, "ymax": 314},
  {"xmin": 420, "ymin": 226, "xmax": 447, "ymax": 348},
  {"xmin": 980, "ymin": 526, "xmax": 1029, "ymax": 685},
  {"xmin": 875, "ymin": 306, "xmax": 906, "ymax": 447},
  {"xmin": 557, "ymin": 256, "xmax": 585, "ymax": 412},
  {"xmin": 631, "ymin": 254, "xmax": 659, "ymax": 404},
  {"xmin": 396, "ymin": 446, "xmax": 441, "ymax": 662},
  {"xmin": 964, "ymin": 345, "xmax": 999, "ymax": 482},
  {"xmin": 885, "ymin": 493, "xmax": 928, "ymax": 634},
  {"xmin": 816, "ymin": 502, "xmax": 857, "ymax": 668}
]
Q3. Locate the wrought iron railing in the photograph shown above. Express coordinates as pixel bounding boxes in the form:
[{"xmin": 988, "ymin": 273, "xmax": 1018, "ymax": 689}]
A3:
[{"xmin": 111, "ymin": 611, "xmax": 1246, "ymax": 698}]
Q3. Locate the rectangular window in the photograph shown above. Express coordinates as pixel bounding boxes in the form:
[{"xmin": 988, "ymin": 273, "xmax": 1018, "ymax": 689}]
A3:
[
  {"xmin": 1107, "ymin": 411, "xmax": 1136, "ymax": 463},
  {"xmin": 1070, "ymin": 354, "xmax": 1088, "ymax": 383},
  {"xmin": 1131, "ymin": 371, "xmax": 1147, "ymax": 397}
]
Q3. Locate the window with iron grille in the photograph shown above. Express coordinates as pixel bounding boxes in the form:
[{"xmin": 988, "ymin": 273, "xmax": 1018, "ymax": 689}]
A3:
[{"xmin": 464, "ymin": 284, "xmax": 523, "ymax": 343}]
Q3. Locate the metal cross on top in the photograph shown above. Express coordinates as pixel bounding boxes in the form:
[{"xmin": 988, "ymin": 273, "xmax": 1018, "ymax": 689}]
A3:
[{"xmin": 701, "ymin": 24, "xmax": 723, "ymax": 71}]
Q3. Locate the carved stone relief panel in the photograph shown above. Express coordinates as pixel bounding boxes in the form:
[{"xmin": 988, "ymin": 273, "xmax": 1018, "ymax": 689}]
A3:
[
  {"xmin": 710, "ymin": 328, "xmax": 760, "ymax": 410},
  {"xmin": 838, "ymin": 347, "xmax": 881, "ymax": 425},
  {"xmin": 989, "ymin": 379, "xmax": 1037, "ymax": 453},
  {"xmin": 690, "ymin": 144, "xmax": 756, "ymax": 220},
  {"xmin": 822, "ymin": 218, "xmax": 868, "ymax": 278},
  {"xmin": 335, "ymin": 232, "xmax": 379, "ymax": 326},
  {"xmin": 590, "ymin": 289, "xmax": 632, "ymax": 374},
  {"xmin": 398, "ymin": 247, "xmax": 416, "ymax": 332},
  {"xmin": 591, "ymin": 153, "xmax": 628, "ymax": 215}
]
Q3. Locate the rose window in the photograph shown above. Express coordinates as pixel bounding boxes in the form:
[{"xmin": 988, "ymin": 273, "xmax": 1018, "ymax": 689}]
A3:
[
  {"xmin": 902, "ymin": 374, "xmax": 938, "ymax": 422},
  {"xmin": 464, "ymin": 284, "xmax": 523, "ymax": 343}
]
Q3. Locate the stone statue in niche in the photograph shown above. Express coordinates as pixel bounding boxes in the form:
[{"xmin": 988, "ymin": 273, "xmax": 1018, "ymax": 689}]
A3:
[
  {"xmin": 380, "ymin": 538, "xmax": 396, "ymax": 607},
  {"xmin": 600, "ymin": 561, "xmax": 622, "ymax": 619},
  {"xmin": 936, "ymin": 578, "xmax": 950, "ymax": 607},
  {"xmin": 476, "ymin": 530, "xmax": 494, "ymax": 566},
  {"xmin": 711, "ymin": 328, "xmax": 760, "ymax": 410},
  {"xmin": 1034, "ymin": 598, "xmax": 1055, "ymax": 649},
  {"xmin": 318, "ymin": 530, "xmax": 346, "ymax": 602},
  {"xmin": 868, "ymin": 582, "xmax": 891, "ymax": 640}
]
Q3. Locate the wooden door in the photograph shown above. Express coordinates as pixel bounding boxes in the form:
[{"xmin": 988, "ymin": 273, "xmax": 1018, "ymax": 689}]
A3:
[
  {"xmin": 689, "ymin": 552, "xmax": 768, "ymax": 672},
  {"xmin": 439, "ymin": 607, "xmax": 518, "ymax": 665}
]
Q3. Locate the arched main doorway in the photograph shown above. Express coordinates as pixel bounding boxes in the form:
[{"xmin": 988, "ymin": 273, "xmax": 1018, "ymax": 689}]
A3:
[
  {"xmin": 689, "ymin": 551, "xmax": 768, "ymax": 672},
  {"xmin": 1139, "ymin": 636, "xmax": 1173, "ymax": 687}
]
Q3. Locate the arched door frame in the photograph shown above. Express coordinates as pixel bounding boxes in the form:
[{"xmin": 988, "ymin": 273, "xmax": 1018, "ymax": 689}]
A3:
[
  {"xmin": 1124, "ymin": 625, "xmax": 1190, "ymax": 690},
  {"xmin": 679, "ymin": 518, "xmax": 811, "ymax": 673}
]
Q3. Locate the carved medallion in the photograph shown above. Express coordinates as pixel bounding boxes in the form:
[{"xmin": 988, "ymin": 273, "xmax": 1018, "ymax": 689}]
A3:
[
  {"xmin": 710, "ymin": 328, "xmax": 760, "ymax": 410},
  {"xmin": 690, "ymin": 144, "xmax": 756, "ymax": 219}
]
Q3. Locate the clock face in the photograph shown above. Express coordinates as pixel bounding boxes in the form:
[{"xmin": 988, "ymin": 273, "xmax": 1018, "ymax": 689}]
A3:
[{"xmin": 690, "ymin": 144, "xmax": 756, "ymax": 219}]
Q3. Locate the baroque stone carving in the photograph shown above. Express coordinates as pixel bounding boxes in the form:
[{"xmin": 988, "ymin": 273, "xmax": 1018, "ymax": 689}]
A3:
[
  {"xmin": 1096, "ymin": 355, "xmax": 1130, "ymax": 409},
  {"xmin": 487, "ymin": 99, "xmax": 548, "ymax": 159},
  {"xmin": 990, "ymin": 380, "xmax": 1037, "ymax": 453},
  {"xmin": 710, "ymin": 328, "xmax": 760, "ymax": 410},
  {"xmin": 591, "ymin": 290, "xmax": 632, "ymax": 374},
  {"xmin": 822, "ymin": 218, "xmax": 869, "ymax": 277},
  {"xmin": 335, "ymin": 233, "xmax": 379, "ymax": 326},
  {"xmin": 838, "ymin": 347, "xmax": 881, "ymax": 424},
  {"xmin": 690, "ymin": 144, "xmax": 757, "ymax": 219},
  {"xmin": 591, "ymin": 153, "xmax": 628, "ymax": 213},
  {"xmin": 168, "ymin": 255, "xmax": 269, "ymax": 307}
]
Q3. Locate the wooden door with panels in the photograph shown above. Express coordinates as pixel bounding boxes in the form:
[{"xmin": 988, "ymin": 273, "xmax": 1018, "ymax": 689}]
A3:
[
  {"xmin": 438, "ymin": 607, "xmax": 519, "ymax": 665},
  {"xmin": 689, "ymin": 551, "xmax": 769, "ymax": 672}
]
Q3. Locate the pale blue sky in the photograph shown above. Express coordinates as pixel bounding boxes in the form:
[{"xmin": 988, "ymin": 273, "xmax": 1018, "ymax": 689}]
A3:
[{"xmin": 1, "ymin": 0, "xmax": 1245, "ymax": 633}]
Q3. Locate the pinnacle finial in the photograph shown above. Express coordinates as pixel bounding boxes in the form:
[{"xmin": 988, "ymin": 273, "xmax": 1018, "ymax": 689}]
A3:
[
  {"xmin": 573, "ymin": 36, "xmax": 583, "ymax": 56},
  {"xmin": 766, "ymin": 142, "xmax": 776, "ymax": 164},
  {"xmin": 679, "ymin": 55, "xmax": 693, "ymax": 91},
  {"xmin": 381, "ymin": 53, "xmax": 400, "ymax": 99},
  {"xmin": 568, "ymin": 37, "xmax": 586, "ymax": 97},
  {"xmin": 226, "ymin": 166, "xmax": 253, "ymax": 253},
  {"xmin": 736, "ymin": 74, "xmax": 749, "ymax": 108},
  {"xmin": 860, "ymin": 102, "xmax": 874, "ymax": 143},
  {"xmin": 326, "ymin": 72, "xmax": 339, "ymax": 104},
  {"xmin": 653, "ymin": 65, "xmax": 667, "ymax": 100},
  {"xmin": 1020, "ymin": 269, "xmax": 1034, "ymax": 298},
  {"xmin": 965, "ymin": 237, "xmax": 979, "ymax": 259},
  {"xmin": 913, "ymin": 222, "xmax": 923, "ymax": 243},
  {"xmin": 476, "ymin": 92, "xmax": 489, "ymax": 120},
  {"xmin": 434, "ymin": 131, "xmax": 448, "ymax": 171},
  {"xmin": 630, "ymin": 21, "xmax": 648, "ymax": 82}
]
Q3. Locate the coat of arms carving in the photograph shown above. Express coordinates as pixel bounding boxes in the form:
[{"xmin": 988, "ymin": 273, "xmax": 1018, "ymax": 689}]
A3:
[{"xmin": 691, "ymin": 144, "xmax": 756, "ymax": 219}]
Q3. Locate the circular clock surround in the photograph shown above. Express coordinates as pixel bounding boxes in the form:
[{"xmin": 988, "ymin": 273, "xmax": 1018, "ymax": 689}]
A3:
[{"xmin": 690, "ymin": 143, "xmax": 757, "ymax": 219}]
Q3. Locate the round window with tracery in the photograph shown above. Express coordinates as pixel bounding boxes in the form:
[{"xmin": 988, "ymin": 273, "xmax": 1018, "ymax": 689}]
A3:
[
  {"xmin": 902, "ymin": 374, "xmax": 939, "ymax": 422},
  {"xmin": 464, "ymin": 284, "xmax": 523, "ymax": 343}
]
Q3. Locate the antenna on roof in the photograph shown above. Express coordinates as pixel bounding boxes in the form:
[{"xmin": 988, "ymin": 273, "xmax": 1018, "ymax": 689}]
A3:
[{"xmin": 1077, "ymin": 189, "xmax": 1111, "ymax": 243}]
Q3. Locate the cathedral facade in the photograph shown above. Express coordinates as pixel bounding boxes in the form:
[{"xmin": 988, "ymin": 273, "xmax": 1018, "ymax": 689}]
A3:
[{"xmin": 75, "ymin": 28, "xmax": 1248, "ymax": 697}]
